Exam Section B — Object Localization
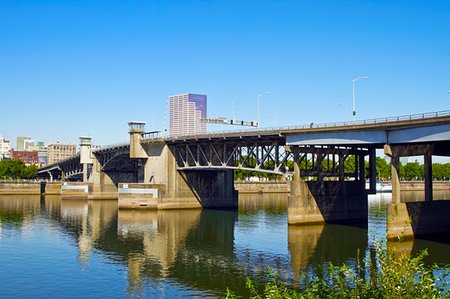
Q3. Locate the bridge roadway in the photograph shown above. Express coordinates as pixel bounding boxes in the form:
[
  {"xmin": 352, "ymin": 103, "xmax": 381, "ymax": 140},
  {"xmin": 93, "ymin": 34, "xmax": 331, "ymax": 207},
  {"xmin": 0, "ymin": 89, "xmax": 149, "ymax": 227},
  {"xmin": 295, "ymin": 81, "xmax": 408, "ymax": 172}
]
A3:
[{"xmin": 36, "ymin": 110, "xmax": 450, "ymax": 240}]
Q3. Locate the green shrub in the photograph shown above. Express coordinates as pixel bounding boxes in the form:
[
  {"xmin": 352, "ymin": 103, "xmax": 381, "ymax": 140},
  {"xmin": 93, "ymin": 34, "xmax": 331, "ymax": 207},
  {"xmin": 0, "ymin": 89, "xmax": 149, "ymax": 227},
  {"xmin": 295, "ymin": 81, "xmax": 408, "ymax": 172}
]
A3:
[{"xmin": 226, "ymin": 241, "xmax": 450, "ymax": 298}]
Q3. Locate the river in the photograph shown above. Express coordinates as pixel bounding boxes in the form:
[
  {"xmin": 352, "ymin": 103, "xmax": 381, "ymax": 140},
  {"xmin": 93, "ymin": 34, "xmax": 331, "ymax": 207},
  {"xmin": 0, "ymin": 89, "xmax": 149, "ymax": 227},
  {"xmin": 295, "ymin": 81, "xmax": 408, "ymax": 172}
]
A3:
[{"xmin": 0, "ymin": 192, "xmax": 449, "ymax": 298}]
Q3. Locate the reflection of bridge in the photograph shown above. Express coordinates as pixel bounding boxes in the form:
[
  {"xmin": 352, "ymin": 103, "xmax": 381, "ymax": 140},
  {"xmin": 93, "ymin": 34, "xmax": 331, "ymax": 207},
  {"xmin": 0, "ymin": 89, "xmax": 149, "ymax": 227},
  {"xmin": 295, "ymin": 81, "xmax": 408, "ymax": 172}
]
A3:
[
  {"xmin": 44, "ymin": 198, "xmax": 369, "ymax": 297},
  {"xmin": 37, "ymin": 111, "xmax": 450, "ymax": 239}
]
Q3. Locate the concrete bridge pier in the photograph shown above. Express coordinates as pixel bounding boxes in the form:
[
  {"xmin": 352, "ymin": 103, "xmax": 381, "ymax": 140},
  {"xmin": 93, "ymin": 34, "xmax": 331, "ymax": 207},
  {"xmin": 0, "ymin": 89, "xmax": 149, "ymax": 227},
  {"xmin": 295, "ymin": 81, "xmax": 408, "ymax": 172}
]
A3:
[
  {"xmin": 287, "ymin": 147, "xmax": 368, "ymax": 226},
  {"xmin": 385, "ymin": 144, "xmax": 450, "ymax": 240},
  {"xmin": 121, "ymin": 122, "xmax": 238, "ymax": 209}
]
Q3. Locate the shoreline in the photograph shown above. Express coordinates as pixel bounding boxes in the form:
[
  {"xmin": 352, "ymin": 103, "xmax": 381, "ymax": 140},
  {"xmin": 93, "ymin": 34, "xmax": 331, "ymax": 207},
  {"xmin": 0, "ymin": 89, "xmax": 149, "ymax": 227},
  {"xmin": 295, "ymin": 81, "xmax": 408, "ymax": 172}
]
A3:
[{"xmin": 2, "ymin": 180, "xmax": 450, "ymax": 195}]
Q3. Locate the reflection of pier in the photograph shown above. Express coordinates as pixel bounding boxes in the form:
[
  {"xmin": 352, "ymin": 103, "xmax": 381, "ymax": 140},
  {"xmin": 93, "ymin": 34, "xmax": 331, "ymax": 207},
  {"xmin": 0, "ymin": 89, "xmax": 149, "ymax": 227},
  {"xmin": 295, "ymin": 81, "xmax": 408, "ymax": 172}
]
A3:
[
  {"xmin": 118, "ymin": 209, "xmax": 202, "ymax": 277},
  {"xmin": 288, "ymin": 223, "xmax": 367, "ymax": 282},
  {"xmin": 4, "ymin": 194, "xmax": 450, "ymax": 297}
]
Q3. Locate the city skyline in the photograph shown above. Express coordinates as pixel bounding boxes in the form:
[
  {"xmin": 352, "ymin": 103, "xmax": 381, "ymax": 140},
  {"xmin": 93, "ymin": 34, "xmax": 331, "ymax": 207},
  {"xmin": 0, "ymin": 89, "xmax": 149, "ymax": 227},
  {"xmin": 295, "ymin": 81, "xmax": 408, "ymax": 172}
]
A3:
[{"xmin": 1, "ymin": 1, "xmax": 449, "ymax": 146}]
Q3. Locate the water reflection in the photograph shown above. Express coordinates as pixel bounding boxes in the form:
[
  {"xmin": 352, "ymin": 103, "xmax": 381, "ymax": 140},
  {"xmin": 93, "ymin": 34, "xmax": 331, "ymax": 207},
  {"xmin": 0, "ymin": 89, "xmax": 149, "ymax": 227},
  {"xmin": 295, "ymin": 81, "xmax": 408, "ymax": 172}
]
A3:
[
  {"xmin": 238, "ymin": 193, "xmax": 287, "ymax": 215},
  {"xmin": 402, "ymin": 190, "xmax": 450, "ymax": 202},
  {"xmin": 1, "ymin": 192, "xmax": 450, "ymax": 298},
  {"xmin": 0, "ymin": 195, "xmax": 41, "ymax": 233}
]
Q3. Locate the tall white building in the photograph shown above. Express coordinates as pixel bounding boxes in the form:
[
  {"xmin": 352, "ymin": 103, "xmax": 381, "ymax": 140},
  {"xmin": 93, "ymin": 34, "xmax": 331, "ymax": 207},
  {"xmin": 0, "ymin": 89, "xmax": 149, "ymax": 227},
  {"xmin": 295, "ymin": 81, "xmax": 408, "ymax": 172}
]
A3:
[
  {"xmin": 169, "ymin": 93, "xmax": 207, "ymax": 136},
  {"xmin": 0, "ymin": 135, "xmax": 11, "ymax": 160}
]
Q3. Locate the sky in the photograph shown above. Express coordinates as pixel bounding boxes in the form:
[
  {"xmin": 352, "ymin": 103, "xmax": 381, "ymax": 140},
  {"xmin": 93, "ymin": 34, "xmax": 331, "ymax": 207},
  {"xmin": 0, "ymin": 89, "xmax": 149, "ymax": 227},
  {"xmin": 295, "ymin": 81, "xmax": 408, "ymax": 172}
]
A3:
[{"xmin": 1, "ymin": 0, "xmax": 449, "ymax": 147}]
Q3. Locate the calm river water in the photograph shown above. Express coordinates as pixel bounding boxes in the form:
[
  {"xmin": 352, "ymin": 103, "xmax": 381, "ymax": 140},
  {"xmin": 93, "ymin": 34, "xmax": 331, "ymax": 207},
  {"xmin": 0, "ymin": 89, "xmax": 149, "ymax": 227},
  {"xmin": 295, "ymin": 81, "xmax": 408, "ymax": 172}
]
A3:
[{"xmin": 1, "ymin": 192, "xmax": 449, "ymax": 298}]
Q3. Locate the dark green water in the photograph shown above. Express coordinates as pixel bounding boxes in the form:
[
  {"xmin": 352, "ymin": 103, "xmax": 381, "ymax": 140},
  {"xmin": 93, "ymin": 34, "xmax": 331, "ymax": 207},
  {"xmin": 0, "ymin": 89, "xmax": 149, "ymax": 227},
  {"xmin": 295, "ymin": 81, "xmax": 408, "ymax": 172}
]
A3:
[{"xmin": 0, "ymin": 193, "xmax": 449, "ymax": 298}]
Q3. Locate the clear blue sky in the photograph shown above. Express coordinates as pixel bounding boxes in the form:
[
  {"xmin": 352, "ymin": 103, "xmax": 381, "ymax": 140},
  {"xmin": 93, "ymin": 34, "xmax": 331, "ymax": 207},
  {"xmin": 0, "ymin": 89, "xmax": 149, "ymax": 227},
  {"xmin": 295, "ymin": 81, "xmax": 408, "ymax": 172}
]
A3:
[{"xmin": 1, "ymin": 0, "xmax": 449, "ymax": 147}]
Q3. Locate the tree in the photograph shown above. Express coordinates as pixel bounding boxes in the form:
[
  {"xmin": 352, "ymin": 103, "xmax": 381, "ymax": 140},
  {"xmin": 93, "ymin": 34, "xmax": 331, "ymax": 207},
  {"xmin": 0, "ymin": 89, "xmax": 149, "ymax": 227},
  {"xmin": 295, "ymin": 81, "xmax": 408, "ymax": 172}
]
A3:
[
  {"xmin": 375, "ymin": 157, "xmax": 391, "ymax": 180},
  {"xmin": 401, "ymin": 162, "xmax": 424, "ymax": 180},
  {"xmin": 0, "ymin": 160, "xmax": 37, "ymax": 179}
]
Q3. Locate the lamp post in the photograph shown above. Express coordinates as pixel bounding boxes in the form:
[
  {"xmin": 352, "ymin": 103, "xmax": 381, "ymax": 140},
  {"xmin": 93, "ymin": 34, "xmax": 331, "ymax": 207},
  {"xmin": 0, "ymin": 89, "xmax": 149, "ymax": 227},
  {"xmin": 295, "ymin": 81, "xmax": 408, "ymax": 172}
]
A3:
[
  {"xmin": 352, "ymin": 76, "xmax": 368, "ymax": 120},
  {"xmin": 257, "ymin": 92, "xmax": 270, "ymax": 128}
]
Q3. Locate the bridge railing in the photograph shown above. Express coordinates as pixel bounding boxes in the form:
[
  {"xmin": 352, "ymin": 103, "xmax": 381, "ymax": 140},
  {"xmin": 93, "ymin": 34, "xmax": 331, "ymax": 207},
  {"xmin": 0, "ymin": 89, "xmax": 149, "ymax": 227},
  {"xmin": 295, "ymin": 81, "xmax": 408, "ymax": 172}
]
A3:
[
  {"xmin": 92, "ymin": 142, "xmax": 129, "ymax": 153},
  {"xmin": 158, "ymin": 110, "xmax": 450, "ymax": 141}
]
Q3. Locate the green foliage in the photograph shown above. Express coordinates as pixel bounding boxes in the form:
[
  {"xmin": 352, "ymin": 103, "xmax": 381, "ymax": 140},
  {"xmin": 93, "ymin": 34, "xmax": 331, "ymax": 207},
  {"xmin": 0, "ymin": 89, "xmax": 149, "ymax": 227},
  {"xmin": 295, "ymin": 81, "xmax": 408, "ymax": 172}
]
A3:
[
  {"xmin": 0, "ymin": 160, "xmax": 37, "ymax": 179},
  {"xmin": 376, "ymin": 157, "xmax": 391, "ymax": 180},
  {"xmin": 226, "ymin": 241, "xmax": 450, "ymax": 298},
  {"xmin": 401, "ymin": 162, "xmax": 424, "ymax": 181},
  {"xmin": 433, "ymin": 163, "xmax": 450, "ymax": 180},
  {"xmin": 234, "ymin": 156, "xmax": 283, "ymax": 181}
]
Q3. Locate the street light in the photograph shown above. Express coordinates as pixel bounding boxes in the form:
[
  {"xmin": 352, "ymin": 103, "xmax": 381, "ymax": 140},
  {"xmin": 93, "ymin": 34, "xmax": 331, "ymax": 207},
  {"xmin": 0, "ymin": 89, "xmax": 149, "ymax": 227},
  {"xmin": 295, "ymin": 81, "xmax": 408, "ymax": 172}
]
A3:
[
  {"xmin": 257, "ymin": 92, "xmax": 270, "ymax": 128},
  {"xmin": 352, "ymin": 76, "xmax": 368, "ymax": 120}
]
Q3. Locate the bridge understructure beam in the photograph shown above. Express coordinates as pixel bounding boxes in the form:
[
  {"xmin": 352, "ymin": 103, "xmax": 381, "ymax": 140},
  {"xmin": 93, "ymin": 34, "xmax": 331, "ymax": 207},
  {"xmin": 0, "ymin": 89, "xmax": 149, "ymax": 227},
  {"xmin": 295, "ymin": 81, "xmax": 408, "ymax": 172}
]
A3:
[
  {"xmin": 171, "ymin": 138, "xmax": 375, "ymax": 221},
  {"xmin": 384, "ymin": 142, "xmax": 450, "ymax": 240},
  {"xmin": 132, "ymin": 141, "xmax": 238, "ymax": 210},
  {"xmin": 172, "ymin": 136, "xmax": 291, "ymax": 175},
  {"xmin": 36, "ymin": 155, "xmax": 84, "ymax": 182},
  {"xmin": 90, "ymin": 145, "xmax": 143, "ymax": 199},
  {"xmin": 287, "ymin": 145, "xmax": 373, "ymax": 226}
]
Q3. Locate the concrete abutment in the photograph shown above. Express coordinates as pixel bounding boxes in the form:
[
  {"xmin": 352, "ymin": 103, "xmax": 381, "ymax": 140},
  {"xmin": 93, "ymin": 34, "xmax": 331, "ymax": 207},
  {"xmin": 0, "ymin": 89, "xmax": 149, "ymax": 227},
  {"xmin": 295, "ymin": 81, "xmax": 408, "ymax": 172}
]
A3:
[
  {"xmin": 385, "ymin": 144, "xmax": 450, "ymax": 240},
  {"xmin": 288, "ymin": 180, "xmax": 368, "ymax": 225},
  {"xmin": 119, "ymin": 139, "xmax": 238, "ymax": 210}
]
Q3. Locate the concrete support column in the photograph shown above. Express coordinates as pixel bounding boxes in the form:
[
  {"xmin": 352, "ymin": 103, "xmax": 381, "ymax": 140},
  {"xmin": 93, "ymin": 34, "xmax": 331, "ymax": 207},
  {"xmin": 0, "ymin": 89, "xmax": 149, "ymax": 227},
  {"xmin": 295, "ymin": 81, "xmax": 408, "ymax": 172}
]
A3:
[
  {"xmin": 48, "ymin": 171, "xmax": 53, "ymax": 182},
  {"xmin": 424, "ymin": 152, "xmax": 433, "ymax": 202},
  {"xmin": 82, "ymin": 164, "xmax": 88, "ymax": 182},
  {"xmin": 391, "ymin": 155, "xmax": 401, "ymax": 204},
  {"xmin": 288, "ymin": 147, "xmax": 367, "ymax": 226},
  {"xmin": 384, "ymin": 145, "xmax": 401, "ymax": 204},
  {"xmin": 290, "ymin": 151, "xmax": 301, "ymax": 196}
]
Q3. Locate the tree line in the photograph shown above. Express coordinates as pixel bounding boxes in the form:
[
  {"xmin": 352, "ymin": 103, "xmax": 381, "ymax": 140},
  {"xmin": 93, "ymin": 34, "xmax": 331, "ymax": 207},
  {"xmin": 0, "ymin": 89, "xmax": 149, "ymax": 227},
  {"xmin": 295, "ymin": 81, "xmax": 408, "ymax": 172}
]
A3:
[
  {"xmin": 0, "ymin": 160, "xmax": 38, "ymax": 179},
  {"xmin": 234, "ymin": 156, "xmax": 450, "ymax": 181}
]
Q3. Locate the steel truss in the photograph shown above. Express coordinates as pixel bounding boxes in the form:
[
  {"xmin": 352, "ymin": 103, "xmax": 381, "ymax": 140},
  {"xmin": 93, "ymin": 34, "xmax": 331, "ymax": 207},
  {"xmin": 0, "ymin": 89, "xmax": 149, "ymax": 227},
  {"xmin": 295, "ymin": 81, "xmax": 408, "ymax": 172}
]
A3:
[
  {"xmin": 171, "ymin": 136, "xmax": 371, "ymax": 180},
  {"xmin": 94, "ymin": 145, "xmax": 138, "ymax": 172}
]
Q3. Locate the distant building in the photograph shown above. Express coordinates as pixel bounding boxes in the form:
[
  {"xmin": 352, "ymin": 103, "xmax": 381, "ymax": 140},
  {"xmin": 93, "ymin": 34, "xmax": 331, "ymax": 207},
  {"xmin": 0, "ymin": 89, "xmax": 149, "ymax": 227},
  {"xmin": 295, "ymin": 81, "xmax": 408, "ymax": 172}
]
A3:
[
  {"xmin": 24, "ymin": 139, "xmax": 35, "ymax": 151},
  {"xmin": 11, "ymin": 150, "xmax": 38, "ymax": 166},
  {"xmin": 169, "ymin": 93, "xmax": 207, "ymax": 136},
  {"xmin": 0, "ymin": 135, "xmax": 11, "ymax": 160},
  {"xmin": 30, "ymin": 141, "xmax": 48, "ymax": 165},
  {"xmin": 16, "ymin": 136, "xmax": 31, "ymax": 151},
  {"xmin": 47, "ymin": 142, "xmax": 76, "ymax": 164}
]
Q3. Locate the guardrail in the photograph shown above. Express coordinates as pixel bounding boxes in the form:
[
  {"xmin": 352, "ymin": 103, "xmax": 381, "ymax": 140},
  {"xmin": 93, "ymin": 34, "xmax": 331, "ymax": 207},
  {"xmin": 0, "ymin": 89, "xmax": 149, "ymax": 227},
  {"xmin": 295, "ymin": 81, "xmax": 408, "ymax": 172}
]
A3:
[
  {"xmin": 92, "ymin": 141, "xmax": 129, "ymax": 152},
  {"xmin": 152, "ymin": 110, "xmax": 450, "ymax": 141}
]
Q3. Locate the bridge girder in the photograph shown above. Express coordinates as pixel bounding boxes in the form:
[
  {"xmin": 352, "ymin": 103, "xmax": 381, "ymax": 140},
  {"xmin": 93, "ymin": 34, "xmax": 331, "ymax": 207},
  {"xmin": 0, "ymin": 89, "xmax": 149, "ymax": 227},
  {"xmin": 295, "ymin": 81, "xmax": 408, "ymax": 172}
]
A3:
[{"xmin": 171, "ymin": 138, "xmax": 371, "ymax": 180}]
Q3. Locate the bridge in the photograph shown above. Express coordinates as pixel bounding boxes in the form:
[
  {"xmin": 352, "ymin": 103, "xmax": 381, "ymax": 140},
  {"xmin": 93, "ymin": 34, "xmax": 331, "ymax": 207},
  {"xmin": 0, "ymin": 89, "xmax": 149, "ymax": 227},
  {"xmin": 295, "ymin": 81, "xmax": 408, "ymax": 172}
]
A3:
[{"xmin": 37, "ymin": 110, "xmax": 450, "ymax": 239}]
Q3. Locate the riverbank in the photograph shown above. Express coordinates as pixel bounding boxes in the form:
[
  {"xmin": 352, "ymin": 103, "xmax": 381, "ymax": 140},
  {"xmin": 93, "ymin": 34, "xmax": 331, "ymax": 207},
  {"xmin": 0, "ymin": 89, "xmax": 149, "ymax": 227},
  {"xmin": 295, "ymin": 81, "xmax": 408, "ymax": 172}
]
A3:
[
  {"xmin": 2, "ymin": 180, "xmax": 450, "ymax": 195},
  {"xmin": 236, "ymin": 180, "xmax": 450, "ymax": 193}
]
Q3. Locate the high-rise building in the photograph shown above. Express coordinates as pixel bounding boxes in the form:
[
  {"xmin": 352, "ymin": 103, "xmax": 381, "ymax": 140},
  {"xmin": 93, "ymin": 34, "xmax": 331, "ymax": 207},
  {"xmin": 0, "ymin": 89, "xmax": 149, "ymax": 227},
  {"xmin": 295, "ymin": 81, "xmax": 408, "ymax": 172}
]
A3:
[
  {"xmin": 0, "ymin": 135, "xmax": 11, "ymax": 160},
  {"xmin": 169, "ymin": 93, "xmax": 207, "ymax": 136},
  {"xmin": 16, "ymin": 136, "xmax": 31, "ymax": 151},
  {"xmin": 47, "ymin": 142, "xmax": 76, "ymax": 164}
]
